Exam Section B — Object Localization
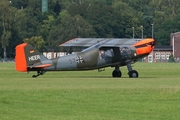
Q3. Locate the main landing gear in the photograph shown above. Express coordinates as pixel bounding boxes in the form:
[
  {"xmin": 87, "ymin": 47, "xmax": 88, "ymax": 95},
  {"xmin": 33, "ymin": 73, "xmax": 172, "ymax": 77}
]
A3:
[
  {"xmin": 112, "ymin": 66, "xmax": 122, "ymax": 77},
  {"xmin": 32, "ymin": 71, "xmax": 46, "ymax": 78},
  {"xmin": 112, "ymin": 63, "xmax": 138, "ymax": 78},
  {"xmin": 126, "ymin": 63, "xmax": 138, "ymax": 78}
]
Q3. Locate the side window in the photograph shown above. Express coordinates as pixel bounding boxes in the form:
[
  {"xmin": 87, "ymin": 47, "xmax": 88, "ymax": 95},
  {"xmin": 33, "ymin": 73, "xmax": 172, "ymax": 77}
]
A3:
[
  {"xmin": 120, "ymin": 47, "xmax": 131, "ymax": 54},
  {"xmin": 99, "ymin": 49, "xmax": 114, "ymax": 59},
  {"xmin": 99, "ymin": 50, "xmax": 105, "ymax": 59}
]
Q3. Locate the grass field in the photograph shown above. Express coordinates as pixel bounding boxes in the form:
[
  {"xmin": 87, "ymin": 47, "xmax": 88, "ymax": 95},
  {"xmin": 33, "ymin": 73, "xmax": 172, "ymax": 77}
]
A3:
[{"xmin": 0, "ymin": 62, "xmax": 180, "ymax": 120}]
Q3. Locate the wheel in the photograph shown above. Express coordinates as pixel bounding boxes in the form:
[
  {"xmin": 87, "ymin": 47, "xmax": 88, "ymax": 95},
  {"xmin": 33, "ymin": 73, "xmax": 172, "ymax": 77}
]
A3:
[
  {"xmin": 112, "ymin": 70, "xmax": 122, "ymax": 77},
  {"xmin": 128, "ymin": 70, "xmax": 138, "ymax": 78}
]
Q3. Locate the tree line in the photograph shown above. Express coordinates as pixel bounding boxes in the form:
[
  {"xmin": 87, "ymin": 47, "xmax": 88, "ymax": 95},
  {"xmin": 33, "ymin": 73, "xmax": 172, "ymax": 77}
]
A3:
[{"xmin": 1, "ymin": 0, "xmax": 180, "ymax": 59}]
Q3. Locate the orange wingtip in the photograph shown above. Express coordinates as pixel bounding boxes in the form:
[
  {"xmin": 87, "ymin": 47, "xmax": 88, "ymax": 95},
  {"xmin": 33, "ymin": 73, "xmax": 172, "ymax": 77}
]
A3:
[{"xmin": 34, "ymin": 64, "xmax": 52, "ymax": 68}]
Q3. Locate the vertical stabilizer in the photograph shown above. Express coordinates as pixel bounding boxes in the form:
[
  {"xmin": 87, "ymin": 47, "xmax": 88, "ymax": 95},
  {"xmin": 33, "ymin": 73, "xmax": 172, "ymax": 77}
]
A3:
[{"xmin": 15, "ymin": 43, "xmax": 48, "ymax": 72}]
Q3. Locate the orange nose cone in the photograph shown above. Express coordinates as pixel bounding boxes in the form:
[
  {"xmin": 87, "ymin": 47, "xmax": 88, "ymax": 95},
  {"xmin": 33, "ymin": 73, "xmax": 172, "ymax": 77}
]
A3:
[{"xmin": 132, "ymin": 38, "xmax": 155, "ymax": 55}]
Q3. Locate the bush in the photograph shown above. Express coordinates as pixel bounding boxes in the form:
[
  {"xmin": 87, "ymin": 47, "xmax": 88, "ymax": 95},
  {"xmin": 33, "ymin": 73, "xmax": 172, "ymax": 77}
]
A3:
[{"xmin": 168, "ymin": 55, "xmax": 175, "ymax": 62}]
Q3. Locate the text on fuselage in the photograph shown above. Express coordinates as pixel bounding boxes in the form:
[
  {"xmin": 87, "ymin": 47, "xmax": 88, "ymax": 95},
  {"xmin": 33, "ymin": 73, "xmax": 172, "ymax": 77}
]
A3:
[{"xmin": 28, "ymin": 55, "xmax": 40, "ymax": 61}]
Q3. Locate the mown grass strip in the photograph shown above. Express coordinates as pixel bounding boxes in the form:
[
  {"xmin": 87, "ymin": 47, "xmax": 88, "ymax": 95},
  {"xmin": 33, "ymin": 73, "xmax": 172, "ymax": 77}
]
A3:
[{"xmin": 0, "ymin": 62, "xmax": 180, "ymax": 120}]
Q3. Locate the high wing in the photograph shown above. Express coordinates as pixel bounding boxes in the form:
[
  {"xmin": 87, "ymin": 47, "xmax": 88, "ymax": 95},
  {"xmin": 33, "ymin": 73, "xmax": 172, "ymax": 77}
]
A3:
[{"xmin": 59, "ymin": 38, "xmax": 142, "ymax": 47}]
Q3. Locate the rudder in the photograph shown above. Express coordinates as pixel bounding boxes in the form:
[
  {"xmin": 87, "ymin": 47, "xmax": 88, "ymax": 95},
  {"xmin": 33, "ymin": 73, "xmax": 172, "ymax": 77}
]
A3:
[
  {"xmin": 15, "ymin": 43, "xmax": 47, "ymax": 72},
  {"xmin": 15, "ymin": 43, "xmax": 28, "ymax": 72}
]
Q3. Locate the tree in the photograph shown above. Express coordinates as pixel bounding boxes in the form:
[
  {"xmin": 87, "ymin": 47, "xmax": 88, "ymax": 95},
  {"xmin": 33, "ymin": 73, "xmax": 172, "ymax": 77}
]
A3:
[
  {"xmin": 23, "ymin": 36, "xmax": 45, "ymax": 52},
  {"xmin": 112, "ymin": 1, "xmax": 143, "ymax": 38},
  {"xmin": 10, "ymin": 0, "xmax": 28, "ymax": 9},
  {"xmin": 68, "ymin": 1, "xmax": 115, "ymax": 38},
  {"xmin": 1, "ymin": 0, "xmax": 180, "ymax": 59},
  {"xmin": 47, "ymin": 13, "xmax": 96, "ymax": 50},
  {"xmin": 0, "ymin": 0, "xmax": 17, "ymax": 59},
  {"xmin": 168, "ymin": 54, "xmax": 175, "ymax": 62},
  {"xmin": 1, "ymin": 31, "xmax": 11, "ymax": 60}
]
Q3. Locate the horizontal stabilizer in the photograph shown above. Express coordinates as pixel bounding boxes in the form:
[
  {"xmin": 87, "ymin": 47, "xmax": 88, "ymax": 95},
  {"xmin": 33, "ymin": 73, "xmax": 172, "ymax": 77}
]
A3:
[{"xmin": 28, "ymin": 64, "xmax": 52, "ymax": 69}]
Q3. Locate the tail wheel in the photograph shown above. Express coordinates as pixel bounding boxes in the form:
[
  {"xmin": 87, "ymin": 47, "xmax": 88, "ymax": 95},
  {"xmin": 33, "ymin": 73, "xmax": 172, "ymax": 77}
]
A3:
[
  {"xmin": 32, "ymin": 71, "xmax": 46, "ymax": 78},
  {"xmin": 112, "ymin": 70, "xmax": 122, "ymax": 77},
  {"xmin": 128, "ymin": 70, "xmax": 138, "ymax": 78}
]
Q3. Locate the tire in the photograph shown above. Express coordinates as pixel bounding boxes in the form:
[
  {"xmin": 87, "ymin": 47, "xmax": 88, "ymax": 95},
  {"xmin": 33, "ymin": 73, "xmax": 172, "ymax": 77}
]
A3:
[
  {"xmin": 112, "ymin": 70, "xmax": 122, "ymax": 77},
  {"xmin": 128, "ymin": 70, "xmax": 138, "ymax": 78}
]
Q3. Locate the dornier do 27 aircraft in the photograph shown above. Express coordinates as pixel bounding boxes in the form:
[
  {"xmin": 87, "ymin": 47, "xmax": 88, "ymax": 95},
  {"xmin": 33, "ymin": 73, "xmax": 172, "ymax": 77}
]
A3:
[{"xmin": 15, "ymin": 38, "xmax": 155, "ymax": 78}]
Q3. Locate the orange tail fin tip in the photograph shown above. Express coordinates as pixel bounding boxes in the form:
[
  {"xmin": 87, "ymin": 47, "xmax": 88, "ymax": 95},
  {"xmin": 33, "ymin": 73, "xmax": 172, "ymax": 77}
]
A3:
[{"xmin": 15, "ymin": 43, "xmax": 28, "ymax": 72}]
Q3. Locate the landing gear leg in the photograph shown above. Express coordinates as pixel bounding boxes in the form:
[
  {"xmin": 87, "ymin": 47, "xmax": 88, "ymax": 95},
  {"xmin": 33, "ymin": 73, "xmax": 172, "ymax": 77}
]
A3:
[
  {"xmin": 126, "ymin": 63, "xmax": 138, "ymax": 78},
  {"xmin": 32, "ymin": 71, "xmax": 46, "ymax": 78},
  {"xmin": 112, "ymin": 66, "xmax": 122, "ymax": 77}
]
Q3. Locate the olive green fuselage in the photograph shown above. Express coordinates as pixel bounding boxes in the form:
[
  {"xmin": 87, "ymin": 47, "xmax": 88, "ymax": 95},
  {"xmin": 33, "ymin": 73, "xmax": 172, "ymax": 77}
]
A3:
[{"xmin": 35, "ymin": 46, "xmax": 140, "ymax": 71}]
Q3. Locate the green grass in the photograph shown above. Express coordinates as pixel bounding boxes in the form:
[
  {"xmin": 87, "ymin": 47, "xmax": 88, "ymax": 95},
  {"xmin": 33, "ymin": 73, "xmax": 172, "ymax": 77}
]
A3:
[{"xmin": 0, "ymin": 62, "xmax": 180, "ymax": 120}]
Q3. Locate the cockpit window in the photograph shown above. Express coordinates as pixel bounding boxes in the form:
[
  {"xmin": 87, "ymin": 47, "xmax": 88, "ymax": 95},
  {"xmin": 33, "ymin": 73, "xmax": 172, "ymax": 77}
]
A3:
[
  {"xmin": 99, "ymin": 49, "xmax": 114, "ymax": 59},
  {"xmin": 120, "ymin": 47, "xmax": 131, "ymax": 54}
]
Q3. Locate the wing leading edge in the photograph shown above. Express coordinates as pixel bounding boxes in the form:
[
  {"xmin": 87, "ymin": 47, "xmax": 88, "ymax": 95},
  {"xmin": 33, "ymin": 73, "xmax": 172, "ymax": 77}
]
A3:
[{"xmin": 59, "ymin": 38, "xmax": 142, "ymax": 47}]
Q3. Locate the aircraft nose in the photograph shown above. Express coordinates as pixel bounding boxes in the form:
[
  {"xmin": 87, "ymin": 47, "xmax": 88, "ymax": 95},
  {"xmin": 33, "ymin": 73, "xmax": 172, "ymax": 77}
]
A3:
[{"xmin": 132, "ymin": 38, "xmax": 155, "ymax": 55}]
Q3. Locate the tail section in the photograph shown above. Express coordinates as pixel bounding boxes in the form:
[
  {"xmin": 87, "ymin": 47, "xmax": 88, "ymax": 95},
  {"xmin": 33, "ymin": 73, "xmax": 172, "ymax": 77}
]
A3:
[{"xmin": 15, "ymin": 43, "xmax": 49, "ymax": 72}]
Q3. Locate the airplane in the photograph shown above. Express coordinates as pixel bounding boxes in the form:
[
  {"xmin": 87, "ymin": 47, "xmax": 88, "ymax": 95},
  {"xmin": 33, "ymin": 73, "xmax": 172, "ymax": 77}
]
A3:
[{"xmin": 15, "ymin": 38, "xmax": 155, "ymax": 78}]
